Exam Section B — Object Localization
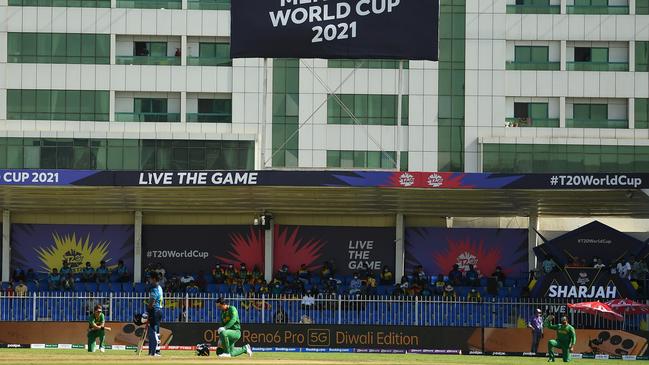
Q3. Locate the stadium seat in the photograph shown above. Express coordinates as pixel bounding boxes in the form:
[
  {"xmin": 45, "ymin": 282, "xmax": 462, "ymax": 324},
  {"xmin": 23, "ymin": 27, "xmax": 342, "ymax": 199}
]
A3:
[
  {"xmin": 134, "ymin": 283, "xmax": 146, "ymax": 292},
  {"xmin": 206, "ymin": 284, "xmax": 218, "ymax": 293},
  {"xmin": 85, "ymin": 283, "xmax": 98, "ymax": 292}
]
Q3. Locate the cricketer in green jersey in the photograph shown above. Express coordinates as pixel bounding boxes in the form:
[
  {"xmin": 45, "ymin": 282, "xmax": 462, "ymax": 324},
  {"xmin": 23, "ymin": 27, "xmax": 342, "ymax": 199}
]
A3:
[
  {"xmin": 87, "ymin": 304, "xmax": 111, "ymax": 353},
  {"xmin": 544, "ymin": 315, "xmax": 576, "ymax": 362},
  {"xmin": 216, "ymin": 298, "xmax": 253, "ymax": 358}
]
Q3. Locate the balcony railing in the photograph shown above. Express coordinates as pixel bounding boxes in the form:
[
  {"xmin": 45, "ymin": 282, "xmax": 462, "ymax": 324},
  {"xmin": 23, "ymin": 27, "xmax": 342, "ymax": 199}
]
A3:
[
  {"xmin": 186, "ymin": 113, "xmax": 232, "ymax": 123},
  {"xmin": 505, "ymin": 118, "xmax": 560, "ymax": 128},
  {"xmin": 116, "ymin": 0, "xmax": 182, "ymax": 9},
  {"xmin": 506, "ymin": 4, "xmax": 561, "ymax": 14},
  {"xmin": 187, "ymin": 57, "xmax": 232, "ymax": 66},
  {"xmin": 115, "ymin": 56, "xmax": 181, "ymax": 66},
  {"xmin": 505, "ymin": 61, "xmax": 560, "ymax": 71},
  {"xmin": 187, "ymin": 0, "xmax": 230, "ymax": 10},
  {"xmin": 566, "ymin": 5, "xmax": 629, "ymax": 14},
  {"xmin": 566, "ymin": 119, "xmax": 628, "ymax": 129},
  {"xmin": 115, "ymin": 112, "xmax": 181, "ymax": 123},
  {"xmin": 566, "ymin": 62, "xmax": 629, "ymax": 72}
]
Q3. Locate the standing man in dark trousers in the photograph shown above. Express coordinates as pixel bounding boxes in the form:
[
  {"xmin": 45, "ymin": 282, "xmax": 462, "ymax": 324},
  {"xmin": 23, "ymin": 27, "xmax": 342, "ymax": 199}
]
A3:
[
  {"xmin": 527, "ymin": 308, "xmax": 544, "ymax": 353},
  {"xmin": 147, "ymin": 272, "xmax": 164, "ymax": 357}
]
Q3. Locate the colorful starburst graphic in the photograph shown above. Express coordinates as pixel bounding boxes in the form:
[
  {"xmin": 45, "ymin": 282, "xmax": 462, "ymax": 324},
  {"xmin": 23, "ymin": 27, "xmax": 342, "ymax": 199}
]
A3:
[
  {"xmin": 215, "ymin": 227, "xmax": 264, "ymax": 270},
  {"xmin": 432, "ymin": 237, "xmax": 505, "ymax": 277},
  {"xmin": 273, "ymin": 226, "xmax": 325, "ymax": 273},
  {"xmin": 35, "ymin": 232, "xmax": 111, "ymax": 273}
]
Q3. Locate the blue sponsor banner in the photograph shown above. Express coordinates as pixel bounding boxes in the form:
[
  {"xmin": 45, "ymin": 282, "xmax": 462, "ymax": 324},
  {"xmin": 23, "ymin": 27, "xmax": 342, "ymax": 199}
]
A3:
[{"xmin": 0, "ymin": 170, "xmax": 647, "ymax": 189}]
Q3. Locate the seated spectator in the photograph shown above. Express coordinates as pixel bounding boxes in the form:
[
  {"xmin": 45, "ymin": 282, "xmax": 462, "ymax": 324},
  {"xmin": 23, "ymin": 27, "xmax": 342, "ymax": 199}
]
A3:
[
  {"xmin": 542, "ymin": 256, "xmax": 556, "ymax": 275},
  {"xmin": 631, "ymin": 256, "xmax": 648, "ymax": 281},
  {"xmin": 61, "ymin": 273, "xmax": 74, "ymax": 291},
  {"xmin": 5, "ymin": 283, "xmax": 14, "ymax": 296},
  {"xmin": 15, "ymin": 280, "xmax": 28, "ymax": 296},
  {"xmin": 48, "ymin": 268, "xmax": 62, "ymax": 290},
  {"xmin": 299, "ymin": 314, "xmax": 313, "ymax": 324},
  {"xmin": 167, "ymin": 275, "xmax": 182, "ymax": 293},
  {"xmin": 617, "ymin": 258, "xmax": 632, "ymax": 280},
  {"xmin": 238, "ymin": 263, "xmax": 250, "ymax": 284},
  {"xmin": 301, "ymin": 291, "xmax": 316, "ymax": 309},
  {"xmin": 319, "ymin": 262, "xmax": 332, "ymax": 281},
  {"xmin": 412, "ymin": 265, "xmax": 428, "ymax": 286},
  {"xmin": 420, "ymin": 285, "xmax": 432, "ymax": 297},
  {"xmin": 12, "ymin": 268, "xmax": 25, "ymax": 283},
  {"xmin": 442, "ymin": 284, "xmax": 457, "ymax": 301},
  {"xmin": 212, "ymin": 264, "xmax": 225, "ymax": 284},
  {"xmin": 391, "ymin": 284, "xmax": 404, "ymax": 296},
  {"xmin": 465, "ymin": 265, "xmax": 480, "ymax": 287},
  {"xmin": 231, "ymin": 282, "xmax": 245, "ymax": 295},
  {"xmin": 195, "ymin": 270, "xmax": 207, "ymax": 291},
  {"xmin": 448, "ymin": 264, "xmax": 462, "ymax": 286},
  {"xmin": 297, "ymin": 264, "xmax": 311, "ymax": 285},
  {"xmin": 276, "ymin": 264, "xmax": 289, "ymax": 284},
  {"xmin": 180, "ymin": 273, "xmax": 195, "ymax": 288},
  {"xmin": 399, "ymin": 276, "xmax": 409, "ymax": 290},
  {"xmin": 274, "ymin": 308, "xmax": 288, "ymax": 324},
  {"xmin": 349, "ymin": 273, "xmax": 362, "ymax": 295},
  {"xmin": 224, "ymin": 264, "xmax": 237, "ymax": 285},
  {"xmin": 434, "ymin": 274, "xmax": 446, "ymax": 295},
  {"xmin": 593, "ymin": 258, "xmax": 606, "ymax": 270},
  {"xmin": 380, "ymin": 265, "xmax": 394, "ymax": 285},
  {"xmin": 60, "ymin": 260, "xmax": 72, "ymax": 277},
  {"xmin": 251, "ymin": 266, "xmax": 263, "ymax": 285},
  {"xmin": 491, "ymin": 266, "xmax": 506, "ymax": 288},
  {"xmin": 270, "ymin": 281, "xmax": 283, "ymax": 295},
  {"xmin": 186, "ymin": 281, "xmax": 200, "ymax": 294},
  {"xmin": 364, "ymin": 273, "xmax": 377, "ymax": 295},
  {"xmin": 81, "ymin": 262, "xmax": 96, "ymax": 283},
  {"xmin": 467, "ymin": 288, "xmax": 482, "ymax": 302},
  {"xmin": 115, "ymin": 260, "xmax": 130, "ymax": 283},
  {"xmin": 25, "ymin": 269, "xmax": 37, "ymax": 286},
  {"xmin": 96, "ymin": 261, "xmax": 110, "ymax": 283},
  {"xmin": 258, "ymin": 280, "xmax": 270, "ymax": 295}
]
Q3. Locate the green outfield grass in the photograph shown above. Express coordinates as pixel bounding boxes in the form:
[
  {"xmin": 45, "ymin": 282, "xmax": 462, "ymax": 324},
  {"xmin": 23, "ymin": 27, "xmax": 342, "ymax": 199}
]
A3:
[{"xmin": 0, "ymin": 349, "xmax": 637, "ymax": 365}]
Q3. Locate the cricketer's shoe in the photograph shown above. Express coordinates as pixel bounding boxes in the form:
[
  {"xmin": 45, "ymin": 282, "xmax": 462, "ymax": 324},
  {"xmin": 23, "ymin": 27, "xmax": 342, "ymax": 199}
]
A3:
[
  {"xmin": 245, "ymin": 344, "xmax": 253, "ymax": 357},
  {"xmin": 99, "ymin": 347, "xmax": 105, "ymax": 353}
]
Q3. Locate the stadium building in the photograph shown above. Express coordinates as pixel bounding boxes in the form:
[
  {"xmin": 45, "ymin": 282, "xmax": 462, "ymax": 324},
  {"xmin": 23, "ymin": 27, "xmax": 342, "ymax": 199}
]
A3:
[{"xmin": 0, "ymin": 0, "xmax": 648, "ymax": 284}]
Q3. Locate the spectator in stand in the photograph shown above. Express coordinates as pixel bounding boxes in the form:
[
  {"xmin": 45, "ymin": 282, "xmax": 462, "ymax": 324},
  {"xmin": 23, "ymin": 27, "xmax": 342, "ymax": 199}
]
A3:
[
  {"xmin": 62, "ymin": 273, "xmax": 75, "ymax": 291},
  {"xmin": 60, "ymin": 260, "xmax": 72, "ymax": 277},
  {"xmin": 258, "ymin": 280, "xmax": 269, "ymax": 295},
  {"xmin": 448, "ymin": 264, "xmax": 462, "ymax": 286},
  {"xmin": 25, "ymin": 269, "xmax": 38, "ymax": 286},
  {"xmin": 617, "ymin": 258, "xmax": 632, "ymax": 280},
  {"xmin": 593, "ymin": 257, "xmax": 606, "ymax": 270},
  {"xmin": 224, "ymin": 264, "xmax": 237, "ymax": 285},
  {"xmin": 180, "ymin": 273, "xmax": 194, "ymax": 289},
  {"xmin": 238, "ymin": 263, "xmax": 250, "ymax": 285},
  {"xmin": 96, "ymin": 261, "xmax": 110, "ymax": 283},
  {"xmin": 167, "ymin": 275, "xmax": 182, "ymax": 293},
  {"xmin": 196, "ymin": 270, "xmax": 207, "ymax": 292},
  {"xmin": 349, "ymin": 272, "xmax": 362, "ymax": 295},
  {"xmin": 186, "ymin": 281, "xmax": 200, "ymax": 294},
  {"xmin": 412, "ymin": 265, "xmax": 428, "ymax": 286},
  {"xmin": 442, "ymin": 284, "xmax": 457, "ymax": 301},
  {"xmin": 319, "ymin": 262, "xmax": 332, "ymax": 281},
  {"xmin": 391, "ymin": 284, "xmax": 404, "ymax": 296},
  {"xmin": 297, "ymin": 264, "xmax": 311, "ymax": 285},
  {"xmin": 15, "ymin": 280, "xmax": 28, "ymax": 296},
  {"xmin": 12, "ymin": 268, "xmax": 25, "ymax": 283},
  {"xmin": 81, "ymin": 262, "xmax": 95, "ymax": 283},
  {"xmin": 115, "ymin": 260, "xmax": 130, "ymax": 283},
  {"xmin": 379, "ymin": 265, "xmax": 394, "ymax": 285},
  {"xmin": 420, "ymin": 285, "xmax": 432, "ymax": 297},
  {"xmin": 542, "ymin": 256, "xmax": 557, "ymax": 275},
  {"xmin": 364, "ymin": 272, "xmax": 377, "ymax": 295},
  {"xmin": 270, "ymin": 281, "xmax": 282, "ymax": 295},
  {"xmin": 5, "ymin": 283, "xmax": 14, "ymax": 296},
  {"xmin": 276, "ymin": 264, "xmax": 289, "ymax": 284},
  {"xmin": 299, "ymin": 314, "xmax": 313, "ymax": 324},
  {"xmin": 491, "ymin": 266, "xmax": 506, "ymax": 288},
  {"xmin": 301, "ymin": 291, "xmax": 316, "ymax": 309},
  {"xmin": 631, "ymin": 256, "xmax": 648, "ymax": 282},
  {"xmin": 434, "ymin": 274, "xmax": 446, "ymax": 295},
  {"xmin": 465, "ymin": 265, "xmax": 480, "ymax": 287},
  {"xmin": 48, "ymin": 268, "xmax": 62, "ymax": 290},
  {"xmin": 212, "ymin": 264, "xmax": 225, "ymax": 284},
  {"xmin": 467, "ymin": 288, "xmax": 481, "ymax": 302},
  {"xmin": 251, "ymin": 266, "xmax": 263, "ymax": 285}
]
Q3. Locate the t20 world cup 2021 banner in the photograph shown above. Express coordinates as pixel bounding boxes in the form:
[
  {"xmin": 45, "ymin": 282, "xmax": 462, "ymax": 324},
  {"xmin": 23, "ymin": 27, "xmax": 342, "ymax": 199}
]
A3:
[
  {"xmin": 141, "ymin": 225, "xmax": 265, "ymax": 276},
  {"xmin": 405, "ymin": 228, "xmax": 529, "ymax": 279},
  {"xmin": 230, "ymin": 0, "xmax": 439, "ymax": 60},
  {"xmin": 10, "ymin": 224, "xmax": 134, "ymax": 273},
  {"xmin": 273, "ymin": 225, "xmax": 395, "ymax": 276}
]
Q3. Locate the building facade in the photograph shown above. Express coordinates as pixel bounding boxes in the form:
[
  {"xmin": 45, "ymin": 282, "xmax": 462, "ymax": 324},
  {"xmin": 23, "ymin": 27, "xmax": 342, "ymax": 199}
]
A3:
[{"xmin": 0, "ymin": 0, "xmax": 648, "ymax": 173}]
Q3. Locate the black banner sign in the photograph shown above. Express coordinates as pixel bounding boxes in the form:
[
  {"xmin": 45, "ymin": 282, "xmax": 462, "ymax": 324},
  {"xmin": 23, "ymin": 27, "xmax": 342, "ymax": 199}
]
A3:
[
  {"xmin": 531, "ymin": 268, "xmax": 636, "ymax": 299},
  {"xmin": 230, "ymin": 0, "xmax": 439, "ymax": 60}
]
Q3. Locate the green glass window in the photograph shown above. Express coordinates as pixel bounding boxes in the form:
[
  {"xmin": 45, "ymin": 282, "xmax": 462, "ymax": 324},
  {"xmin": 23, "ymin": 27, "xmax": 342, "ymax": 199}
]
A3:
[
  {"xmin": 327, "ymin": 94, "xmax": 409, "ymax": 125},
  {"xmin": 7, "ymin": 33, "xmax": 110, "ymax": 64},
  {"xmin": 573, "ymin": 103, "xmax": 607, "ymax": 120},
  {"xmin": 0, "ymin": 138, "xmax": 254, "ymax": 170},
  {"xmin": 636, "ymin": 99, "xmax": 649, "ymax": 129},
  {"xmin": 191, "ymin": 43, "xmax": 232, "ymax": 66},
  {"xmin": 328, "ymin": 59, "xmax": 409, "ymax": 69},
  {"xmin": 638, "ymin": 0, "xmax": 649, "ymax": 14},
  {"xmin": 7, "ymin": 90, "xmax": 109, "ymax": 121},
  {"xmin": 514, "ymin": 46, "xmax": 549, "ymax": 63},
  {"xmin": 272, "ymin": 59, "xmax": 300, "ymax": 168},
  {"xmin": 116, "ymin": 0, "xmax": 181, "ymax": 9},
  {"xmin": 8, "ymin": 0, "xmax": 110, "ymax": 7},
  {"xmin": 637, "ymin": 42, "xmax": 649, "ymax": 72},
  {"xmin": 327, "ymin": 150, "xmax": 399, "ymax": 169},
  {"xmin": 483, "ymin": 143, "xmax": 649, "ymax": 173},
  {"xmin": 187, "ymin": 99, "xmax": 232, "ymax": 123},
  {"xmin": 187, "ymin": 0, "xmax": 231, "ymax": 10}
]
